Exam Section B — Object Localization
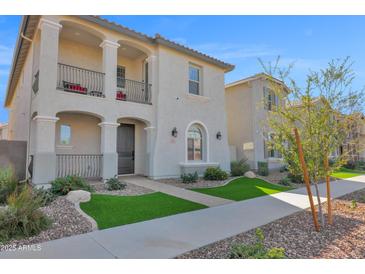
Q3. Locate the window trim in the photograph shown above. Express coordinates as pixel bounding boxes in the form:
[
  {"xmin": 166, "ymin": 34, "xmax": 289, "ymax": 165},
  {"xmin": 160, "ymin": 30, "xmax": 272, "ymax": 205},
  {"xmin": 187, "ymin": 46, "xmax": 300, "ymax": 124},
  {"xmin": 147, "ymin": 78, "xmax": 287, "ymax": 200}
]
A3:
[{"xmin": 188, "ymin": 64, "xmax": 202, "ymax": 95}]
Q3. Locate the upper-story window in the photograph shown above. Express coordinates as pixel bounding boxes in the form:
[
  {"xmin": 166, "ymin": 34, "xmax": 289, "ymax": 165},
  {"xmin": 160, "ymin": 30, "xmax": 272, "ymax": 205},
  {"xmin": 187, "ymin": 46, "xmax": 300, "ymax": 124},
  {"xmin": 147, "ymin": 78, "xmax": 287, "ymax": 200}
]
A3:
[
  {"xmin": 189, "ymin": 65, "xmax": 201, "ymax": 95},
  {"xmin": 60, "ymin": 125, "xmax": 71, "ymax": 145},
  {"xmin": 264, "ymin": 87, "xmax": 279, "ymax": 111},
  {"xmin": 117, "ymin": 66, "xmax": 126, "ymax": 88}
]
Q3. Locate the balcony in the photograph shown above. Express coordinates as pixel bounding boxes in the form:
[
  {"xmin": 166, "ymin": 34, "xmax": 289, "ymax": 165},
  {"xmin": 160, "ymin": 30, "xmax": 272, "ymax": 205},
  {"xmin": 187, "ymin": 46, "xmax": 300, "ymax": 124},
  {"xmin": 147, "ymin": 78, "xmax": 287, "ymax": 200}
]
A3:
[
  {"xmin": 57, "ymin": 63, "xmax": 105, "ymax": 97},
  {"xmin": 57, "ymin": 63, "xmax": 152, "ymax": 104}
]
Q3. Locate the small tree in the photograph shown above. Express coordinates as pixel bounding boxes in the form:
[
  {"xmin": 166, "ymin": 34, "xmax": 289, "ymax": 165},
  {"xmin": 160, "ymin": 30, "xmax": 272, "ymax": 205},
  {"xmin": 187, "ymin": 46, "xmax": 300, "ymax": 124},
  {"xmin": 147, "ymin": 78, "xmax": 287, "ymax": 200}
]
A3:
[{"xmin": 260, "ymin": 57, "xmax": 364, "ymax": 227}]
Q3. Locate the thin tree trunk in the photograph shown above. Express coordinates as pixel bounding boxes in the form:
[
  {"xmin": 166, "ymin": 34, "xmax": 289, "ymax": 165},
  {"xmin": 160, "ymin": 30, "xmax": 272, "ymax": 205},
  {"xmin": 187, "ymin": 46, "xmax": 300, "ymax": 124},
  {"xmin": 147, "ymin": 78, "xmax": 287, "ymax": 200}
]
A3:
[
  {"xmin": 313, "ymin": 181, "xmax": 325, "ymax": 227},
  {"xmin": 293, "ymin": 128, "xmax": 320, "ymax": 232},
  {"xmin": 324, "ymin": 156, "xmax": 333, "ymax": 224}
]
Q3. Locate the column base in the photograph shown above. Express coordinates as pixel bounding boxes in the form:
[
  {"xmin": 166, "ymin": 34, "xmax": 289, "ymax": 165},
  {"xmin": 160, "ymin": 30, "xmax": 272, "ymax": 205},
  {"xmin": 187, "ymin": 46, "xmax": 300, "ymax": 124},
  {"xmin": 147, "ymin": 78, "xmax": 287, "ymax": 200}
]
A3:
[
  {"xmin": 32, "ymin": 152, "xmax": 56, "ymax": 185},
  {"xmin": 102, "ymin": 152, "xmax": 118, "ymax": 180}
]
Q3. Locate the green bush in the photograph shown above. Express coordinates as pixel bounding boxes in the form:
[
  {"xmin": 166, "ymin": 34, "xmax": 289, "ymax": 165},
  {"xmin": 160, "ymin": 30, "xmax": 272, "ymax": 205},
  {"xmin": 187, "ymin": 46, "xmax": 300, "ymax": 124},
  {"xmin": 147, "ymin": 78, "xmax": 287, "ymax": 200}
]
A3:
[
  {"xmin": 257, "ymin": 161, "xmax": 269, "ymax": 176},
  {"xmin": 181, "ymin": 172, "xmax": 199, "ymax": 184},
  {"xmin": 229, "ymin": 228, "xmax": 286, "ymax": 259},
  {"xmin": 278, "ymin": 177, "xmax": 291, "ymax": 186},
  {"xmin": 106, "ymin": 178, "xmax": 126, "ymax": 191},
  {"xmin": 0, "ymin": 186, "xmax": 51, "ymax": 243},
  {"xmin": 204, "ymin": 167, "xmax": 229, "ymax": 181},
  {"xmin": 0, "ymin": 168, "xmax": 19, "ymax": 205},
  {"xmin": 279, "ymin": 165, "xmax": 287, "ymax": 173},
  {"xmin": 32, "ymin": 187, "xmax": 56, "ymax": 206},
  {"xmin": 231, "ymin": 159, "xmax": 250, "ymax": 176},
  {"xmin": 287, "ymin": 173, "xmax": 303, "ymax": 184},
  {"xmin": 355, "ymin": 160, "xmax": 365, "ymax": 171},
  {"xmin": 50, "ymin": 176, "xmax": 94, "ymax": 196}
]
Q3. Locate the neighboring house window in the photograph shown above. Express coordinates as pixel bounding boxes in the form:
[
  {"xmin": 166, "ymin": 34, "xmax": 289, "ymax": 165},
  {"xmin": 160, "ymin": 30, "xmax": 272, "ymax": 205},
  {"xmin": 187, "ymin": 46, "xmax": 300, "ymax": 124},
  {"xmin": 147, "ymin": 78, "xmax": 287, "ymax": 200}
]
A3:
[
  {"xmin": 264, "ymin": 87, "xmax": 279, "ymax": 111},
  {"xmin": 189, "ymin": 65, "xmax": 201, "ymax": 95},
  {"xmin": 264, "ymin": 133, "xmax": 282, "ymax": 158},
  {"xmin": 60, "ymin": 125, "xmax": 71, "ymax": 145},
  {"xmin": 117, "ymin": 66, "xmax": 126, "ymax": 88},
  {"xmin": 187, "ymin": 125, "xmax": 203, "ymax": 161}
]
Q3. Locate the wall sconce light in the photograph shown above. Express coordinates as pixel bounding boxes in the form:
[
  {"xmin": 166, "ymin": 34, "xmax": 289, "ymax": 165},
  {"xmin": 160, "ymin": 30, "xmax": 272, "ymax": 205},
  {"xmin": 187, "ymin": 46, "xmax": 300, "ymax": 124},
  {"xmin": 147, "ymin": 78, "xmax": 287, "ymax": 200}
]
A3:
[
  {"xmin": 216, "ymin": 131, "xmax": 222, "ymax": 140},
  {"xmin": 172, "ymin": 127, "xmax": 178, "ymax": 138}
]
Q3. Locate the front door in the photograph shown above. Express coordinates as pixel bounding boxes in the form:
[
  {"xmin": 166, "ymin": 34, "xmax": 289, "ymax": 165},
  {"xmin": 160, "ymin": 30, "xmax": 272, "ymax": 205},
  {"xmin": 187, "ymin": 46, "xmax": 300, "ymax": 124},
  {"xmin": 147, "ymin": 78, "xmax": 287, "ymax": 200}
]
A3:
[{"xmin": 117, "ymin": 124, "xmax": 135, "ymax": 174}]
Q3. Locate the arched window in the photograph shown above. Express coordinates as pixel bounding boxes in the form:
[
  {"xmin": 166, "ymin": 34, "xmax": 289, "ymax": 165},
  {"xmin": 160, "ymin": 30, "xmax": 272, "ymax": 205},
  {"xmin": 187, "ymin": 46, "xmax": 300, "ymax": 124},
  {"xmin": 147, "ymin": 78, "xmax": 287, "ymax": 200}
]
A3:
[{"xmin": 187, "ymin": 125, "xmax": 203, "ymax": 161}]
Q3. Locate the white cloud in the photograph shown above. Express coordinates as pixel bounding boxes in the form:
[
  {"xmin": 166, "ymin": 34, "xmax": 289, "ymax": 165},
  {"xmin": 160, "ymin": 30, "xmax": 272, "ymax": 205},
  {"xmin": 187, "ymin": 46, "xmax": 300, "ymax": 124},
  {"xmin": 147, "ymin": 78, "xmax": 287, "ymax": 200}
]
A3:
[
  {"xmin": 192, "ymin": 42, "xmax": 281, "ymax": 61},
  {"xmin": 0, "ymin": 45, "xmax": 14, "ymax": 65}
]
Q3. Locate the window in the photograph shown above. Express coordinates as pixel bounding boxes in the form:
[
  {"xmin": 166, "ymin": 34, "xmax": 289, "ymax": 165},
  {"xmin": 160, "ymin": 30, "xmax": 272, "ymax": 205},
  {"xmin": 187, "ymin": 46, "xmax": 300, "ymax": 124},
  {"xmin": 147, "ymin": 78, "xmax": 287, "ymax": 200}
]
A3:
[
  {"xmin": 187, "ymin": 125, "xmax": 203, "ymax": 161},
  {"xmin": 60, "ymin": 125, "xmax": 71, "ymax": 145},
  {"xmin": 117, "ymin": 66, "xmax": 126, "ymax": 88},
  {"xmin": 189, "ymin": 65, "xmax": 201, "ymax": 95},
  {"xmin": 264, "ymin": 133, "xmax": 282, "ymax": 158},
  {"xmin": 264, "ymin": 87, "xmax": 279, "ymax": 111}
]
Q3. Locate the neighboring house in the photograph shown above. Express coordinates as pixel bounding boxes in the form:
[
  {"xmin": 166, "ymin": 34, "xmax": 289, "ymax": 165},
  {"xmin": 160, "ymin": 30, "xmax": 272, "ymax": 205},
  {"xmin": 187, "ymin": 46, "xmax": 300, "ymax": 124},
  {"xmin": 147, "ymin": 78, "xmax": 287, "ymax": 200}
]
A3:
[
  {"xmin": 4, "ymin": 15, "xmax": 234, "ymax": 186},
  {"xmin": 225, "ymin": 73, "xmax": 289, "ymax": 170},
  {"xmin": 0, "ymin": 123, "xmax": 8, "ymax": 140}
]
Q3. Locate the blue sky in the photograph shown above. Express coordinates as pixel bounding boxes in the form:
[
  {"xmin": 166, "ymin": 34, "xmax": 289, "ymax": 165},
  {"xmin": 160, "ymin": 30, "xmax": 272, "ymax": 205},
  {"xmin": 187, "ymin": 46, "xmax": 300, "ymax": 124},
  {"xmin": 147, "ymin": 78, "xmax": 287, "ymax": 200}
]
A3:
[{"xmin": 1, "ymin": 15, "xmax": 365, "ymax": 122}]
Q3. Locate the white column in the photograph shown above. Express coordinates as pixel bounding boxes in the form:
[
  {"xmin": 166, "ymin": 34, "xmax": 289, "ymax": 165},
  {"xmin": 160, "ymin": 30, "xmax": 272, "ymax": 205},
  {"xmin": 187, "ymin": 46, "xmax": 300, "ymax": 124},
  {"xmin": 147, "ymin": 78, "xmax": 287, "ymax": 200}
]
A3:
[
  {"xmin": 100, "ymin": 40, "xmax": 119, "ymax": 99},
  {"xmin": 144, "ymin": 126, "xmax": 157, "ymax": 178},
  {"xmin": 99, "ymin": 122, "xmax": 119, "ymax": 180},
  {"xmin": 32, "ymin": 115, "xmax": 59, "ymax": 185},
  {"xmin": 38, "ymin": 19, "xmax": 62, "ymax": 111},
  {"xmin": 146, "ymin": 55, "xmax": 158, "ymax": 105}
]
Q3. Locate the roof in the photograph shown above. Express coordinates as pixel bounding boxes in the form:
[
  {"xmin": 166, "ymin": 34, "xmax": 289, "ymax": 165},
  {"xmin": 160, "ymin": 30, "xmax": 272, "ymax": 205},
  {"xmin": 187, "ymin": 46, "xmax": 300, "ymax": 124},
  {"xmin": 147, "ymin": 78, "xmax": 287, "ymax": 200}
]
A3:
[
  {"xmin": 4, "ymin": 15, "xmax": 234, "ymax": 107},
  {"xmin": 225, "ymin": 72, "xmax": 290, "ymax": 93}
]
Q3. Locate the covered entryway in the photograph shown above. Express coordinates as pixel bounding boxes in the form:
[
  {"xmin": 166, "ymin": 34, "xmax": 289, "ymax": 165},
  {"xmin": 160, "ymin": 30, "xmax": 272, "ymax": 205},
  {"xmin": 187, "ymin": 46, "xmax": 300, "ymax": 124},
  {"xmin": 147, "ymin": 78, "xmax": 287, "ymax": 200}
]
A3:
[
  {"xmin": 116, "ymin": 118, "xmax": 149, "ymax": 176},
  {"xmin": 117, "ymin": 124, "xmax": 135, "ymax": 174}
]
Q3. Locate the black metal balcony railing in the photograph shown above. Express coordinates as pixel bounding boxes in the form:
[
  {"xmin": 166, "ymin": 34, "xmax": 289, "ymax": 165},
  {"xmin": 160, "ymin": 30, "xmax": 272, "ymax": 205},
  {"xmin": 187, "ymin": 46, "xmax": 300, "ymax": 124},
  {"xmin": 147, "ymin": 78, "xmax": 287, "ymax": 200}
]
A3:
[
  {"xmin": 56, "ymin": 154, "xmax": 102, "ymax": 178},
  {"xmin": 116, "ymin": 77, "xmax": 152, "ymax": 104},
  {"xmin": 57, "ymin": 63, "xmax": 105, "ymax": 97}
]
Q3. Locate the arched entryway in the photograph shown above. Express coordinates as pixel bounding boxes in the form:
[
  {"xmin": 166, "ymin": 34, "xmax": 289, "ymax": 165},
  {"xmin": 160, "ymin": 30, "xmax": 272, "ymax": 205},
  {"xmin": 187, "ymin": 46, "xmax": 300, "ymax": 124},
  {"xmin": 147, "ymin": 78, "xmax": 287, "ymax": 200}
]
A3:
[{"xmin": 117, "ymin": 117, "xmax": 150, "ymax": 175}]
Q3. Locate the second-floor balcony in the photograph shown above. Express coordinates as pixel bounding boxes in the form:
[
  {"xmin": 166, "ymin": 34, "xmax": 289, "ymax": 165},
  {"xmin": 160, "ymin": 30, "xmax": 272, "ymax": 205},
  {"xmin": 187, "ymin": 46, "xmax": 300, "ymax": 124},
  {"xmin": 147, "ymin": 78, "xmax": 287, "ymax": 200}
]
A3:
[{"xmin": 56, "ymin": 63, "xmax": 152, "ymax": 104}]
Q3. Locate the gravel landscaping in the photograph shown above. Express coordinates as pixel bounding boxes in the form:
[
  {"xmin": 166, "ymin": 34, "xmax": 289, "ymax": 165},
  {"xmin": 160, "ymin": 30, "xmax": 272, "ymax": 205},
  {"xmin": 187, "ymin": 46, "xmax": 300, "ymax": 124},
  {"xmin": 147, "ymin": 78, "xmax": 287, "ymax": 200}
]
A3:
[
  {"xmin": 5, "ymin": 196, "xmax": 93, "ymax": 247},
  {"xmin": 177, "ymin": 188, "xmax": 365, "ymax": 259},
  {"xmin": 157, "ymin": 178, "xmax": 231, "ymax": 189},
  {"xmin": 89, "ymin": 180, "xmax": 155, "ymax": 196}
]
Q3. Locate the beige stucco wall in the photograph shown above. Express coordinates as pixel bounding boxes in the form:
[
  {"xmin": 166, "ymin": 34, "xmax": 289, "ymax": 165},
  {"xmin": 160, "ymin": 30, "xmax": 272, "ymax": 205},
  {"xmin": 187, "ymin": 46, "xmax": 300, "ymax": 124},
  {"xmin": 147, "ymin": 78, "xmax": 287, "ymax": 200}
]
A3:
[
  {"xmin": 55, "ymin": 112, "xmax": 101, "ymax": 154},
  {"xmin": 0, "ymin": 125, "xmax": 8, "ymax": 140}
]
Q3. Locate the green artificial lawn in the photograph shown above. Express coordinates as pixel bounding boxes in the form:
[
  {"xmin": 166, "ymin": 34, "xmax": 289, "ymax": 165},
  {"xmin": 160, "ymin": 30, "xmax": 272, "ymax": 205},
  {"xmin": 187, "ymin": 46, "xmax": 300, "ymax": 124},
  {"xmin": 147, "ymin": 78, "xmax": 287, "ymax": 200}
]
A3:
[
  {"xmin": 192, "ymin": 177, "xmax": 291, "ymax": 201},
  {"xmin": 331, "ymin": 167, "xmax": 365, "ymax": 179},
  {"xmin": 80, "ymin": 192, "xmax": 207, "ymax": 229}
]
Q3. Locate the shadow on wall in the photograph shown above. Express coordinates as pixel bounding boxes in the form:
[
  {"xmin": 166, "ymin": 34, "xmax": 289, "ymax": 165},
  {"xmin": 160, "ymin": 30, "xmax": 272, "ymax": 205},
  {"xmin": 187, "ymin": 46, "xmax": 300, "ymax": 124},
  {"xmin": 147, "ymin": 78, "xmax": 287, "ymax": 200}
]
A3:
[{"xmin": 0, "ymin": 140, "xmax": 27, "ymax": 180}]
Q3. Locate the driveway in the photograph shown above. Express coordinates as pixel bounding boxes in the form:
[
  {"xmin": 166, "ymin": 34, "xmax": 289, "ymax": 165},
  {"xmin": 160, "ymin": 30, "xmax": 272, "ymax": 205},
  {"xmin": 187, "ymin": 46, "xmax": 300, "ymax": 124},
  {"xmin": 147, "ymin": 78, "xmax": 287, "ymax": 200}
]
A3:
[{"xmin": 1, "ymin": 176, "xmax": 365, "ymax": 258}]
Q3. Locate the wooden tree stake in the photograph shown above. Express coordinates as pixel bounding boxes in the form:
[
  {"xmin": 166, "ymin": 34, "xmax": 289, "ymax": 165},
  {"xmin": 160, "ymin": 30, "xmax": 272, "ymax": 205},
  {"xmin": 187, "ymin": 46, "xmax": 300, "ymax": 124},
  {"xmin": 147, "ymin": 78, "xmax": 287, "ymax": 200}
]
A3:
[
  {"xmin": 324, "ymin": 155, "xmax": 333, "ymax": 224},
  {"xmin": 293, "ymin": 128, "xmax": 320, "ymax": 232}
]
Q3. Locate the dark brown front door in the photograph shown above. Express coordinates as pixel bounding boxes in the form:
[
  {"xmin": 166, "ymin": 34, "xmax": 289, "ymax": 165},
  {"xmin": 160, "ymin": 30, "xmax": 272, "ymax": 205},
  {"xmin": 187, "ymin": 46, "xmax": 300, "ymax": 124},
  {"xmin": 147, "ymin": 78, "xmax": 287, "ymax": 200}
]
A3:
[{"xmin": 117, "ymin": 124, "xmax": 135, "ymax": 174}]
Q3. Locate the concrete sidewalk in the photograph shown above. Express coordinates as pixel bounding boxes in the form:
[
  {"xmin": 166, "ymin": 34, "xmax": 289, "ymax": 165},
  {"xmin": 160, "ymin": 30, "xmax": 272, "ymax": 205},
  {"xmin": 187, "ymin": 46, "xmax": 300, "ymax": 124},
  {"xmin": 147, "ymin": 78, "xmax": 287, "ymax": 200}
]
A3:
[
  {"xmin": 1, "ymin": 176, "xmax": 365, "ymax": 259},
  {"xmin": 121, "ymin": 176, "xmax": 233, "ymax": 207}
]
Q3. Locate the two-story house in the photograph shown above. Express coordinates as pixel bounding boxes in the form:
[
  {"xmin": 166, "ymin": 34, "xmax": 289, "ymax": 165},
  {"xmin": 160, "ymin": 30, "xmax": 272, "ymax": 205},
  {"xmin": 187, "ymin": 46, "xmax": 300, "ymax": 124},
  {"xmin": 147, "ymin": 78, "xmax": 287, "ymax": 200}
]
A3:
[
  {"xmin": 4, "ymin": 15, "xmax": 234, "ymax": 186},
  {"xmin": 225, "ymin": 73, "xmax": 289, "ymax": 170}
]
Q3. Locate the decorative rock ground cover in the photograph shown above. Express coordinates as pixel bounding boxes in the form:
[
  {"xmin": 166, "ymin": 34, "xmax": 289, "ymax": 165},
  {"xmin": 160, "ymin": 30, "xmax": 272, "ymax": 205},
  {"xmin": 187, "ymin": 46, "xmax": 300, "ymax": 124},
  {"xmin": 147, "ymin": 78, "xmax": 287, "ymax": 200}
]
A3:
[
  {"xmin": 89, "ymin": 180, "xmax": 154, "ymax": 196},
  {"xmin": 177, "ymin": 188, "xmax": 365, "ymax": 259},
  {"xmin": 4, "ymin": 196, "xmax": 93, "ymax": 247}
]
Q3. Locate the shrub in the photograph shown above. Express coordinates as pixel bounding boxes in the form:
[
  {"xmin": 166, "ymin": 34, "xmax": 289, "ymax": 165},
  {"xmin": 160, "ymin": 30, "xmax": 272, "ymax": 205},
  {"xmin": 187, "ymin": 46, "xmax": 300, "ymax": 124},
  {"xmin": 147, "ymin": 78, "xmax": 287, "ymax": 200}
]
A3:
[
  {"xmin": 105, "ymin": 178, "xmax": 126, "ymax": 191},
  {"xmin": 181, "ymin": 172, "xmax": 199, "ymax": 184},
  {"xmin": 350, "ymin": 200, "xmax": 357, "ymax": 209},
  {"xmin": 257, "ymin": 161, "xmax": 269, "ymax": 176},
  {"xmin": 229, "ymin": 228, "xmax": 286, "ymax": 259},
  {"xmin": 287, "ymin": 173, "xmax": 303, "ymax": 184},
  {"xmin": 344, "ymin": 160, "xmax": 356, "ymax": 170},
  {"xmin": 278, "ymin": 177, "xmax": 291, "ymax": 187},
  {"xmin": 0, "ymin": 168, "xmax": 19, "ymax": 205},
  {"xmin": 204, "ymin": 167, "xmax": 228, "ymax": 181},
  {"xmin": 279, "ymin": 165, "xmax": 287, "ymax": 173},
  {"xmin": 50, "ymin": 176, "xmax": 94, "ymax": 196},
  {"xmin": 354, "ymin": 160, "xmax": 365, "ymax": 171},
  {"xmin": 231, "ymin": 159, "xmax": 250, "ymax": 176},
  {"xmin": 0, "ymin": 186, "xmax": 50, "ymax": 243},
  {"xmin": 32, "ymin": 187, "xmax": 56, "ymax": 206}
]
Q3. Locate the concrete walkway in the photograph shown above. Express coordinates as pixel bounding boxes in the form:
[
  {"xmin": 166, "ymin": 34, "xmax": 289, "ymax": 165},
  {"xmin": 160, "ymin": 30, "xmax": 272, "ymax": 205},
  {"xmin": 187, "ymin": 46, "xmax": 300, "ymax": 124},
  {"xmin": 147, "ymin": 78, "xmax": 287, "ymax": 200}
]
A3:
[
  {"xmin": 121, "ymin": 176, "xmax": 233, "ymax": 207},
  {"xmin": 1, "ymin": 176, "xmax": 365, "ymax": 259}
]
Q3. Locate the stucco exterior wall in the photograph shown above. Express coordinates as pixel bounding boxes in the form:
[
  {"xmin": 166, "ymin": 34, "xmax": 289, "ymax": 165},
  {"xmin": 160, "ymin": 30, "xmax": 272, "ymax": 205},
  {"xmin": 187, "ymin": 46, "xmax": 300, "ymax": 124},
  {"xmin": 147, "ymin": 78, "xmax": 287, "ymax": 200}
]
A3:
[{"xmin": 55, "ymin": 113, "xmax": 101, "ymax": 154}]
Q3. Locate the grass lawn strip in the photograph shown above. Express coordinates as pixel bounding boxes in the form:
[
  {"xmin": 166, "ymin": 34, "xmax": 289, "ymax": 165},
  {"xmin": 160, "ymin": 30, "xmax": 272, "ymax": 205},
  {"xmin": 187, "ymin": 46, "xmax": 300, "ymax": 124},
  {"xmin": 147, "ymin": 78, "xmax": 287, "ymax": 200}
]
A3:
[
  {"xmin": 192, "ymin": 177, "xmax": 291, "ymax": 201},
  {"xmin": 331, "ymin": 167, "xmax": 365, "ymax": 179},
  {"xmin": 80, "ymin": 192, "xmax": 207, "ymax": 229}
]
